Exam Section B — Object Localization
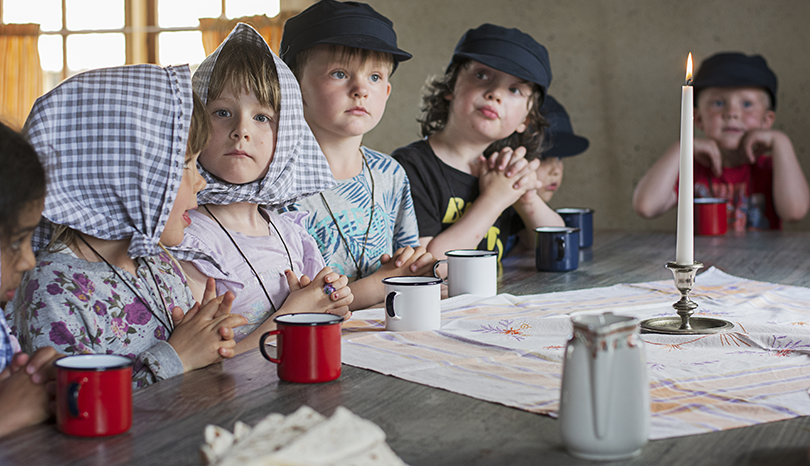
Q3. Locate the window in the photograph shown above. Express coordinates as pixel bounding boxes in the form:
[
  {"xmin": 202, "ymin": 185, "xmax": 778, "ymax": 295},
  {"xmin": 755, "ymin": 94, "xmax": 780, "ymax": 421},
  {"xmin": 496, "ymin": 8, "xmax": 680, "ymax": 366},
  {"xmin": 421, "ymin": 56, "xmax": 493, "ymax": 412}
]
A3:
[{"xmin": 1, "ymin": 0, "xmax": 280, "ymax": 92}]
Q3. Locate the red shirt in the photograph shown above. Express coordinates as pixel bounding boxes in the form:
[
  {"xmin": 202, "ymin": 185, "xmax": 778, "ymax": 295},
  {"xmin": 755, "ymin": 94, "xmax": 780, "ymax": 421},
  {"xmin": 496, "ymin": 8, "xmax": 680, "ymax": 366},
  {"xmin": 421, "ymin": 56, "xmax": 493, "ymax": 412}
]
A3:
[{"xmin": 676, "ymin": 155, "xmax": 780, "ymax": 231}]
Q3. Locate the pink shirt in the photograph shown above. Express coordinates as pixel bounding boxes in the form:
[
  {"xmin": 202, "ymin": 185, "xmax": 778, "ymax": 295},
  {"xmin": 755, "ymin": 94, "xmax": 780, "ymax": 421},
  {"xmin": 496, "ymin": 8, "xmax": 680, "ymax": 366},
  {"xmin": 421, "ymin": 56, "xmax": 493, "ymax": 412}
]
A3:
[{"xmin": 181, "ymin": 209, "xmax": 326, "ymax": 341}]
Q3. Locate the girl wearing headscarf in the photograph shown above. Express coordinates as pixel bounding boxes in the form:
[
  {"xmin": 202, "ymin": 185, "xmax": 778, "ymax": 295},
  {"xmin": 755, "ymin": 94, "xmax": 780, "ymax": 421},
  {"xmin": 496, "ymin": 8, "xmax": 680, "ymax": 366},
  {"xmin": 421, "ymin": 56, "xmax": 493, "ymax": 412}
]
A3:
[
  {"xmin": 8, "ymin": 65, "xmax": 246, "ymax": 389},
  {"xmin": 172, "ymin": 24, "xmax": 352, "ymax": 354}
]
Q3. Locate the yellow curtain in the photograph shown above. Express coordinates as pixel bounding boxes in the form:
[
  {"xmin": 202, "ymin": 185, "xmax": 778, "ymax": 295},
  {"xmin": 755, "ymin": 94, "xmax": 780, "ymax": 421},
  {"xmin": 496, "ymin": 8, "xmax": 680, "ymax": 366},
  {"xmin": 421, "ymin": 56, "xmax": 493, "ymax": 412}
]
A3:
[
  {"xmin": 0, "ymin": 24, "xmax": 43, "ymax": 131},
  {"xmin": 199, "ymin": 13, "xmax": 296, "ymax": 56}
]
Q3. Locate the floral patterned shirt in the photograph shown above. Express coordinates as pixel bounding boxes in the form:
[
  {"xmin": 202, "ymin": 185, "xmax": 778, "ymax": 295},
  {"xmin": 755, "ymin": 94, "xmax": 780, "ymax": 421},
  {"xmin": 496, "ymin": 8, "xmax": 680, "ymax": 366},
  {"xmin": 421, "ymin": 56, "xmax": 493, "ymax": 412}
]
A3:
[{"xmin": 5, "ymin": 247, "xmax": 194, "ymax": 388}]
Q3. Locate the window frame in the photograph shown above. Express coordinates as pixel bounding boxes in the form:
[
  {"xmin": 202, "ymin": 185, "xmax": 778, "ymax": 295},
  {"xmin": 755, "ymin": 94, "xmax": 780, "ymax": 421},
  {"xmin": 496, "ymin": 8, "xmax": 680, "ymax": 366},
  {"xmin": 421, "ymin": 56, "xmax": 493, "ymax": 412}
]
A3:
[{"xmin": 0, "ymin": 0, "xmax": 229, "ymax": 80}]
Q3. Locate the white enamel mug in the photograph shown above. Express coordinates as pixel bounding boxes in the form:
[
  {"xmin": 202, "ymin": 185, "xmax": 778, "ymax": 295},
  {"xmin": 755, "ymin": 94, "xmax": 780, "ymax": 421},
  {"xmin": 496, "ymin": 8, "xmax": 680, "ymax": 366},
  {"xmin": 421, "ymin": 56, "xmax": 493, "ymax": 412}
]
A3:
[
  {"xmin": 383, "ymin": 277, "xmax": 443, "ymax": 332},
  {"xmin": 432, "ymin": 249, "xmax": 498, "ymax": 297}
]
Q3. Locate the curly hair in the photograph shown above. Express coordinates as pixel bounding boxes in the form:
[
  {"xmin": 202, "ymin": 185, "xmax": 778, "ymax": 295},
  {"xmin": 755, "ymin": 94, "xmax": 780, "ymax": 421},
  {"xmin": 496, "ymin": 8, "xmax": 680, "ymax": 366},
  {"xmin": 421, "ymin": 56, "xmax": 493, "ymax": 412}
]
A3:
[
  {"xmin": 417, "ymin": 59, "xmax": 548, "ymax": 154},
  {"xmin": 0, "ymin": 121, "xmax": 46, "ymax": 239},
  {"xmin": 484, "ymin": 123, "xmax": 551, "ymax": 161}
]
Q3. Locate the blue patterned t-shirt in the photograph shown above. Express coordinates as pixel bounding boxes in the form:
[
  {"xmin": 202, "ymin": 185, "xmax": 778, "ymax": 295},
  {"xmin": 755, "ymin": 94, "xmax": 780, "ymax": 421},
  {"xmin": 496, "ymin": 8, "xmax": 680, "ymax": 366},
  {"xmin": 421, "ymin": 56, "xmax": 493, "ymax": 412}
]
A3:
[{"xmin": 288, "ymin": 147, "xmax": 420, "ymax": 280}]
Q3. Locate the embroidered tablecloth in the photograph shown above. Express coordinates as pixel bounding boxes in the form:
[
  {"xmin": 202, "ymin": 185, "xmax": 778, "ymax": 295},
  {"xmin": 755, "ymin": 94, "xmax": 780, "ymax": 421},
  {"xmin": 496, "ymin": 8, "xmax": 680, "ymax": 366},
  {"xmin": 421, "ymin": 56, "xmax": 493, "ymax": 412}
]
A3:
[{"xmin": 341, "ymin": 268, "xmax": 810, "ymax": 440}]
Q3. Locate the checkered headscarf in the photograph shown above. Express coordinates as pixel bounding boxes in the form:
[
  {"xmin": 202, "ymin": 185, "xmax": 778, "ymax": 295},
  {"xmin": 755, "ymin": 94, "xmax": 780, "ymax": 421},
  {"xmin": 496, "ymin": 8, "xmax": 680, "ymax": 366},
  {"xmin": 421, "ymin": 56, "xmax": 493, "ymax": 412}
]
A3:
[
  {"xmin": 24, "ymin": 65, "xmax": 192, "ymax": 258},
  {"xmin": 192, "ymin": 23, "xmax": 335, "ymax": 208}
]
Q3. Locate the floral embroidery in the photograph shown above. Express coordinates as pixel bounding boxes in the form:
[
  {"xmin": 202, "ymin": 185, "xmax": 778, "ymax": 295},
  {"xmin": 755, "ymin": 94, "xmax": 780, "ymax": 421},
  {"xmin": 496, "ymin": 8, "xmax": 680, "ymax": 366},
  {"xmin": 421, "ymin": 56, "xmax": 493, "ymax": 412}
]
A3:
[
  {"xmin": 472, "ymin": 320, "xmax": 532, "ymax": 341},
  {"xmin": 649, "ymin": 362, "xmax": 665, "ymax": 371},
  {"xmin": 769, "ymin": 335, "xmax": 810, "ymax": 357}
]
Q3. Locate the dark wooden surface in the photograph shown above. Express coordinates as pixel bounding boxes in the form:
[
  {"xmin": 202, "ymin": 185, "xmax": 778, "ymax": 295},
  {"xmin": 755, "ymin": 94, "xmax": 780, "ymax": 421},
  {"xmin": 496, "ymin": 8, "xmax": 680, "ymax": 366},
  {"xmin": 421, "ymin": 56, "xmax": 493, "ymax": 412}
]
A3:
[{"xmin": 2, "ymin": 231, "xmax": 810, "ymax": 466}]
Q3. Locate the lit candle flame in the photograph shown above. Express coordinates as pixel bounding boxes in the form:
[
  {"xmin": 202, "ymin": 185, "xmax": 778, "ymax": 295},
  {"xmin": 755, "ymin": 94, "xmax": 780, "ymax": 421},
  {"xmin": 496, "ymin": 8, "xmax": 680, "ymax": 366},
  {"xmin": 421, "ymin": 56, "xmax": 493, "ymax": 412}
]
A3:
[{"xmin": 686, "ymin": 53, "xmax": 693, "ymax": 85}]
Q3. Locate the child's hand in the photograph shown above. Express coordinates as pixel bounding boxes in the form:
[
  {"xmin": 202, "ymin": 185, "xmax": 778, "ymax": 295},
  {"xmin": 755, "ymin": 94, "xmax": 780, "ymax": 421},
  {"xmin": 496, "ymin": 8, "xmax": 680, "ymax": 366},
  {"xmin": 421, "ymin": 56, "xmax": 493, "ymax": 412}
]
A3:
[
  {"xmin": 740, "ymin": 129, "xmax": 779, "ymax": 163},
  {"xmin": 516, "ymin": 181, "xmax": 543, "ymax": 206},
  {"xmin": 0, "ymin": 367, "xmax": 53, "ymax": 437},
  {"xmin": 485, "ymin": 146, "xmax": 528, "ymax": 175},
  {"xmin": 478, "ymin": 155, "xmax": 540, "ymax": 209},
  {"xmin": 693, "ymin": 137, "xmax": 723, "ymax": 177},
  {"xmin": 6, "ymin": 347, "xmax": 61, "ymax": 384},
  {"xmin": 281, "ymin": 267, "xmax": 353, "ymax": 319},
  {"xmin": 375, "ymin": 246, "xmax": 436, "ymax": 277},
  {"xmin": 168, "ymin": 290, "xmax": 247, "ymax": 372},
  {"xmin": 482, "ymin": 148, "xmax": 544, "ymax": 206}
]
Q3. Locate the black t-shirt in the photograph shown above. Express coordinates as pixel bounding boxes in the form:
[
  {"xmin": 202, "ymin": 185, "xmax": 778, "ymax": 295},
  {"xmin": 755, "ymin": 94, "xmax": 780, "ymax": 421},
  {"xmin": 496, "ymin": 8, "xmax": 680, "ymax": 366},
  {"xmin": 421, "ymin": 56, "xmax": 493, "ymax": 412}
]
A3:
[{"xmin": 392, "ymin": 139, "xmax": 523, "ymax": 261}]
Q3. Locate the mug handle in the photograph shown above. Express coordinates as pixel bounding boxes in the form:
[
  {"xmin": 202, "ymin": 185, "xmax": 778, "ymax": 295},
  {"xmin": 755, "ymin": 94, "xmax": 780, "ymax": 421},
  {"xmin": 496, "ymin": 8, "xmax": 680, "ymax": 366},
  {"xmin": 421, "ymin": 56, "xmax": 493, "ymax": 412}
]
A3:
[
  {"xmin": 385, "ymin": 291, "xmax": 402, "ymax": 320},
  {"xmin": 67, "ymin": 381, "xmax": 83, "ymax": 417},
  {"xmin": 259, "ymin": 330, "xmax": 282, "ymax": 364},
  {"xmin": 555, "ymin": 237, "xmax": 566, "ymax": 261},
  {"xmin": 432, "ymin": 259, "xmax": 448, "ymax": 284}
]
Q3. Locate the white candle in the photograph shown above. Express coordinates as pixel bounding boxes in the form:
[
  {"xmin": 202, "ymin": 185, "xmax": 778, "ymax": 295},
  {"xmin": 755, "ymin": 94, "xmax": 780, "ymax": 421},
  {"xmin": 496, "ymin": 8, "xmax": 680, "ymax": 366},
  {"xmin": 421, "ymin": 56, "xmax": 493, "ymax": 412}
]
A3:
[{"xmin": 675, "ymin": 53, "xmax": 694, "ymax": 265}]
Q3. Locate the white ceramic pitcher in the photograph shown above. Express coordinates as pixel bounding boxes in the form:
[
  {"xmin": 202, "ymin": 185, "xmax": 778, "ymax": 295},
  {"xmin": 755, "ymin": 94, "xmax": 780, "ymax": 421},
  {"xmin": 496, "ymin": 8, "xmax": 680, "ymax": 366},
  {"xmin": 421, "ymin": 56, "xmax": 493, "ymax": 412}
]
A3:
[{"xmin": 559, "ymin": 312, "xmax": 649, "ymax": 460}]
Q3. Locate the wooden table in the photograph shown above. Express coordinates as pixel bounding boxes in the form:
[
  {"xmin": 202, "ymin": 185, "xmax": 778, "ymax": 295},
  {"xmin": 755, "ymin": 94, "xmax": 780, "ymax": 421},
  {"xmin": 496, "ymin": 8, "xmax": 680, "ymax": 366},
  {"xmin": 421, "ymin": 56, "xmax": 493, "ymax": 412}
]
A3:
[{"xmin": 3, "ymin": 231, "xmax": 810, "ymax": 465}]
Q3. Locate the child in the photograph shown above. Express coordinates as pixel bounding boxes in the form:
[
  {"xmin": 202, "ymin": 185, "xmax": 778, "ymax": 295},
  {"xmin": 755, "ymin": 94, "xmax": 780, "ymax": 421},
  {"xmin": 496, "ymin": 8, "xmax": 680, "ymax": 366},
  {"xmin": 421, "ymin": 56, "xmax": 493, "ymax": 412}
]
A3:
[
  {"xmin": 8, "ymin": 64, "xmax": 246, "ymax": 389},
  {"xmin": 486, "ymin": 94, "xmax": 590, "ymax": 204},
  {"xmin": 0, "ymin": 121, "xmax": 62, "ymax": 437},
  {"xmin": 173, "ymin": 24, "xmax": 352, "ymax": 354},
  {"xmin": 280, "ymin": 0, "xmax": 435, "ymax": 310},
  {"xmin": 633, "ymin": 52, "xmax": 809, "ymax": 231},
  {"xmin": 392, "ymin": 24, "xmax": 564, "ymax": 262}
]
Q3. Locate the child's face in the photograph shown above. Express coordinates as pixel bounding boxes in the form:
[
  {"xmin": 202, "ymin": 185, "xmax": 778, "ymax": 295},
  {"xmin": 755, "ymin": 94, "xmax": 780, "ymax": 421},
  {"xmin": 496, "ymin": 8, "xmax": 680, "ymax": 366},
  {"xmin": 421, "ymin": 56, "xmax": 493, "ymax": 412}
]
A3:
[
  {"xmin": 446, "ymin": 61, "xmax": 533, "ymax": 144},
  {"xmin": 199, "ymin": 84, "xmax": 279, "ymax": 184},
  {"xmin": 534, "ymin": 157, "xmax": 564, "ymax": 203},
  {"xmin": 298, "ymin": 46, "xmax": 392, "ymax": 143},
  {"xmin": 0, "ymin": 197, "xmax": 44, "ymax": 301},
  {"xmin": 161, "ymin": 152, "xmax": 206, "ymax": 247},
  {"xmin": 695, "ymin": 87, "xmax": 775, "ymax": 152}
]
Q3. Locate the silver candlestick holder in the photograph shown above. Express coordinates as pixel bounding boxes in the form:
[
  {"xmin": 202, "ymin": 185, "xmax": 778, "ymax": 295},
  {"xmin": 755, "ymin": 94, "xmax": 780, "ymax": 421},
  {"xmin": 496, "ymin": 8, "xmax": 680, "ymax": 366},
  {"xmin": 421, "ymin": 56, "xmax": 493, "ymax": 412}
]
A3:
[{"xmin": 640, "ymin": 261, "xmax": 733, "ymax": 334}]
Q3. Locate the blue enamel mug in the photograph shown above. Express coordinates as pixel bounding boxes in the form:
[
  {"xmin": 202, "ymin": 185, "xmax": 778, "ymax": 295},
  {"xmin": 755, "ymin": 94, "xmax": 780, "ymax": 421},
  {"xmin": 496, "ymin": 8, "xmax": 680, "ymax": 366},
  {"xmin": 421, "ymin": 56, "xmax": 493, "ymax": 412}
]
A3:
[
  {"xmin": 535, "ymin": 227, "xmax": 580, "ymax": 272},
  {"xmin": 556, "ymin": 208, "xmax": 594, "ymax": 248}
]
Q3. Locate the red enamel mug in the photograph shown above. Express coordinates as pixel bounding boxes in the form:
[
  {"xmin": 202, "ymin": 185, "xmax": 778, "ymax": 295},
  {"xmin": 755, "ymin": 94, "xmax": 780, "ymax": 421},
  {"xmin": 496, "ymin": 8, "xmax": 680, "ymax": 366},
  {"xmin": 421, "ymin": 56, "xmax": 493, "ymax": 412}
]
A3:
[
  {"xmin": 695, "ymin": 198, "xmax": 728, "ymax": 236},
  {"xmin": 260, "ymin": 313, "xmax": 344, "ymax": 383},
  {"xmin": 55, "ymin": 354, "xmax": 133, "ymax": 437}
]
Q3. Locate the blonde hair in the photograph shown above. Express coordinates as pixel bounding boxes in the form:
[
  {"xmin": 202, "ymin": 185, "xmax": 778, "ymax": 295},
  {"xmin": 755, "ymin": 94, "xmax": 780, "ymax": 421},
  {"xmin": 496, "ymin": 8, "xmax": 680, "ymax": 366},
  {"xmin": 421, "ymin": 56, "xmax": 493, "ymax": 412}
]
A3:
[
  {"xmin": 187, "ymin": 91, "xmax": 211, "ymax": 159},
  {"xmin": 289, "ymin": 44, "xmax": 394, "ymax": 81},
  {"xmin": 208, "ymin": 39, "xmax": 281, "ymax": 113},
  {"xmin": 46, "ymin": 224, "xmax": 77, "ymax": 252}
]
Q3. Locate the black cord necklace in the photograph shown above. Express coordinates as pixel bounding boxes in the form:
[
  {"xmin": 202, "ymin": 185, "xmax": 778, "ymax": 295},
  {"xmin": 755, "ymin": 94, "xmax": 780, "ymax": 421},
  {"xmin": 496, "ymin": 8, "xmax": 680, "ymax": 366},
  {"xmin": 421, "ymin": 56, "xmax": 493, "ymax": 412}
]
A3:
[
  {"xmin": 78, "ymin": 235, "xmax": 174, "ymax": 334},
  {"xmin": 319, "ymin": 150, "xmax": 375, "ymax": 279},
  {"xmin": 203, "ymin": 205, "xmax": 293, "ymax": 313}
]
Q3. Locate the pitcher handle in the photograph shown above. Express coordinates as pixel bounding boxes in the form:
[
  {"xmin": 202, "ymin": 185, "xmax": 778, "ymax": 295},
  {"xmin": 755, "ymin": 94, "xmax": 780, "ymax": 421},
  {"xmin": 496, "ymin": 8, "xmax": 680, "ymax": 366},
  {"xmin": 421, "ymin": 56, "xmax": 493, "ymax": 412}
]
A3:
[{"xmin": 590, "ymin": 345, "xmax": 615, "ymax": 439}]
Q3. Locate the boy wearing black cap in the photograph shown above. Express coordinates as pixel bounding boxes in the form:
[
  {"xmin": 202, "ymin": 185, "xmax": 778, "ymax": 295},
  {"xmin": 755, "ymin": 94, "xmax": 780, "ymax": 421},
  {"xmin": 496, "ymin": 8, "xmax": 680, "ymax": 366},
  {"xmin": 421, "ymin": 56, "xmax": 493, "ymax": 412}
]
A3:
[
  {"xmin": 634, "ymin": 52, "xmax": 809, "ymax": 231},
  {"xmin": 392, "ymin": 24, "xmax": 563, "ymax": 262},
  {"xmin": 281, "ymin": 0, "xmax": 435, "ymax": 310}
]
